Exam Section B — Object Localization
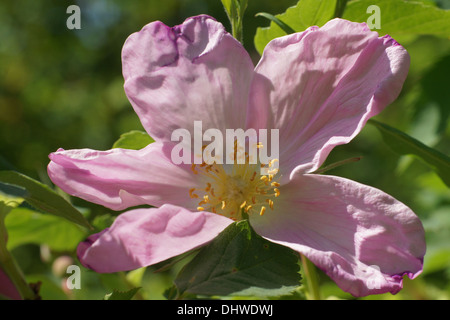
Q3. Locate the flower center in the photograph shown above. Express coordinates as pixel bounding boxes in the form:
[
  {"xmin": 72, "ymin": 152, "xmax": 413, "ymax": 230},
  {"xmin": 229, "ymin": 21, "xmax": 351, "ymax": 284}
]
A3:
[{"xmin": 188, "ymin": 143, "xmax": 280, "ymax": 220}]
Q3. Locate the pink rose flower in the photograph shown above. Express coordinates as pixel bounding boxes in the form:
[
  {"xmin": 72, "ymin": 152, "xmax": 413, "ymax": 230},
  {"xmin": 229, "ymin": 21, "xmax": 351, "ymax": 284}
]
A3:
[{"xmin": 48, "ymin": 15, "xmax": 425, "ymax": 297}]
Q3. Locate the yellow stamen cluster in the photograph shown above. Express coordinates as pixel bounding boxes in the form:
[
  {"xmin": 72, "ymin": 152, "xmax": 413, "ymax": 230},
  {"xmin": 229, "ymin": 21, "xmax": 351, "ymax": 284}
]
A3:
[{"xmin": 188, "ymin": 141, "xmax": 281, "ymax": 220}]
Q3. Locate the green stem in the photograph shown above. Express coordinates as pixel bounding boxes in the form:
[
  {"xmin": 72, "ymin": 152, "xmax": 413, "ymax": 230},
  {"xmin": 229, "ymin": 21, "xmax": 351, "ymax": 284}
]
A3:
[
  {"xmin": 221, "ymin": 0, "xmax": 246, "ymax": 44},
  {"xmin": 301, "ymin": 254, "xmax": 321, "ymax": 300},
  {"xmin": 230, "ymin": 7, "xmax": 243, "ymax": 43},
  {"xmin": 231, "ymin": 19, "xmax": 242, "ymax": 44}
]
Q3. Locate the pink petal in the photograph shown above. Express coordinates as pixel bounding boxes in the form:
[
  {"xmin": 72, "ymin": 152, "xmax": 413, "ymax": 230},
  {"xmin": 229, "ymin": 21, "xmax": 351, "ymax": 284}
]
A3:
[
  {"xmin": 249, "ymin": 174, "xmax": 425, "ymax": 297},
  {"xmin": 47, "ymin": 142, "xmax": 201, "ymax": 211},
  {"xmin": 122, "ymin": 15, "xmax": 254, "ymax": 143},
  {"xmin": 77, "ymin": 204, "xmax": 233, "ymax": 273},
  {"xmin": 247, "ymin": 19, "xmax": 410, "ymax": 176},
  {"xmin": 0, "ymin": 267, "xmax": 21, "ymax": 300}
]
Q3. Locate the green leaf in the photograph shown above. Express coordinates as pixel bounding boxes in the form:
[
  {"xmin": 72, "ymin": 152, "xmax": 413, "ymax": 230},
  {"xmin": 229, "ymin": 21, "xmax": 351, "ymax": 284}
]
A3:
[
  {"xmin": 174, "ymin": 220, "xmax": 301, "ymax": 298},
  {"xmin": 4, "ymin": 207, "xmax": 87, "ymax": 251},
  {"xmin": 126, "ymin": 268, "xmax": 147, "ymax": 288},
  {"xmin": 254, "ymin": 12, "xmax": 296, "ymax": 35},
  {"xmin": 0, "ymin": 171, "xmax": 91, "ymax": 229},
  {"xmin": 343, "ymin": 0, "xmax": 450, "ymax": 38},
  {"xmin": 221, "ymin": 0, "xmax": 233, "ymax": 17},
  {"xmin": 254, "ymin": 0, "xmax": 338, "ymax": 54},
  {"xmin": 369, "ymin": 119, "xmax": 450, "ymax": 187},
  {"xmin": 0, "ymin": 191, "xmax": 24, "ymax": 215},
  {"xmin": 112, "ymin": 130, "xmax": 154, "ymax": 150},
  {"xmin": 103, "ymin": 287, "xmax": 141, "ymax": 300}
]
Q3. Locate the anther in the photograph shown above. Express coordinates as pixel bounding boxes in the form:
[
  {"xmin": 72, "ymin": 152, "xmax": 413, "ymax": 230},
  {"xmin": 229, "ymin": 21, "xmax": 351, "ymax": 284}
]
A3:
[
  {"xmin": 274, "ymin": 188, "xmax": 280, "ymax": 197},
  {"xmin": 260, "ymin": 206, "xmax": 266, "ymax": 216},
  {"xmin": 189, "ymin": 188, "xmax": 198, "ymax": 199},
  {"xmin": 268, "ymin": 159, "xmax": 279, "ymax": 167}
]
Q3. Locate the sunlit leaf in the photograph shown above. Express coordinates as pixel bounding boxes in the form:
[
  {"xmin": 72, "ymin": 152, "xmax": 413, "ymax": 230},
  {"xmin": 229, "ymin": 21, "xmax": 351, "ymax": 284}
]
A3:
[
  {"xmin": 126, "ymin": 268, "xmax": 147, "ymax": 288},
  {"xmin": 112, "ymin": 130, "xmax": 154, "ymax": 150},
  {"xmin": 254, "ymin": 0, "xmax": 337, "ymax": 54},
  {"xmin": 343, "ymin": 0, "xmax": 450, "ymax": 38},
  {"xmin": 4, "ymin": 207, "xmax": 86, "ymax": 251}
]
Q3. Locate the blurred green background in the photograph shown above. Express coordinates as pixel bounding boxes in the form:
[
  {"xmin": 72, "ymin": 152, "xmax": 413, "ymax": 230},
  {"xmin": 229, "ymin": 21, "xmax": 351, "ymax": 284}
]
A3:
[{"xmin": 0, "ymin": 0, "xmax": 449, "ymax": 300}]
